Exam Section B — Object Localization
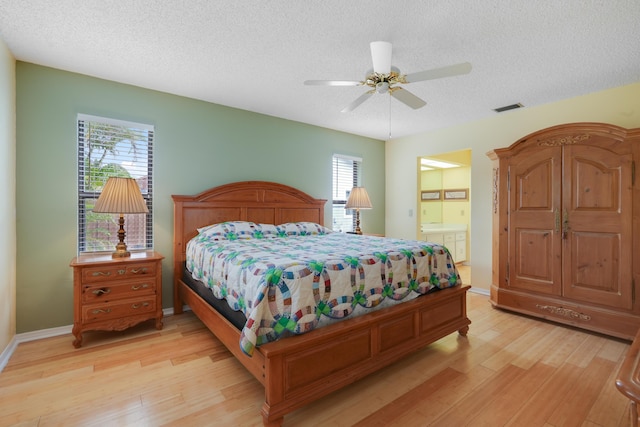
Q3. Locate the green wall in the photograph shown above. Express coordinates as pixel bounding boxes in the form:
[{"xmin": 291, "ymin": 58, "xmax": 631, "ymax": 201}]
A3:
[{"xmin": 16, "ymin": 62, "xmax": 385, "ymax": 333}]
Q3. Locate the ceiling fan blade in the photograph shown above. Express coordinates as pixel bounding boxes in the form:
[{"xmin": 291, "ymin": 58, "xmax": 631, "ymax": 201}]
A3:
[
  {"xmin": 341, "ymin": 91, "xmax": 374, "ymax": 113},
  {"xmin": 391, "ymin": 88, "xmax": 427, "ymax": 109},
  {"xmin": 370, "ymin": 41, "xmax": 392, "ymax": 74},
  {"xmin": 304, "ymin": 79, "xmax": 362, "ymax": 86},
  {"xmin": 403, "ymin": 62, "xmax": 472, "ymax": 83}
]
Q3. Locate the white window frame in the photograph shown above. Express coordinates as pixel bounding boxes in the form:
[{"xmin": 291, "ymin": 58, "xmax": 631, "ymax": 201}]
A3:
[{"xmin": 77, "ymin": 114, "xmax": 154, "ymax": 254}]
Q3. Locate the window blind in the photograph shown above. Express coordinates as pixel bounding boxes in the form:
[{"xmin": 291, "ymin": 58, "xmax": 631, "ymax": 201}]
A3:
[
  {"xmin": 77, "ymin": 114, "xmax": 154, "ymax": 253},
  {"xmin": 332, "ymin": 154, "xmax": 362, "ymax": 232}
]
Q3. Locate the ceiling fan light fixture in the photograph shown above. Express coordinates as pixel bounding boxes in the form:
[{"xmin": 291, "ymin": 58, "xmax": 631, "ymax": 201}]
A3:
[
  {"xmin": 370, "ymin": 41, "xmax": 392, "ymax": 74},
  {"xmin": 376, "ymin": 81, "xmax": 389, "ymax": 94}
]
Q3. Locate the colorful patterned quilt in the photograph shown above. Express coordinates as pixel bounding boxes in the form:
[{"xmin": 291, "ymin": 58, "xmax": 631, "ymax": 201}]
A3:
[{"xmin": 186, "ymin": 222, "xmax": 461, "ymax": 356}]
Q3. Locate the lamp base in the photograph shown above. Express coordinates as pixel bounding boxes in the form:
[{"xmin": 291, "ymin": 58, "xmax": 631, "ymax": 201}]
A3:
[
  {"xmin": 112, "ymin": 215, "xmax": 131, "ymax": 258},
  {"xmin": 354, "ymin": 209, "xmax": 363, "ymax": 235},
  {"xmin": 111, "ymin": 250, "xmax": 131, "ymax": 258},
  {"xmin": 112, "ymin": 241, "xmax": 131, "ymax": 258}
]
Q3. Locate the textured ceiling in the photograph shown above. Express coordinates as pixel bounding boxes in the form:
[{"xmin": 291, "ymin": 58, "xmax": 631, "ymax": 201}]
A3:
[{"xmin": 1, "ymin": 1, "xmax": 639, "ymax": 140}]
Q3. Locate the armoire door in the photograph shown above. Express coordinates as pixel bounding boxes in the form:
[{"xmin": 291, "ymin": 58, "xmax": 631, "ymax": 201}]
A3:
[
  {"xmin": 508, "ymin": 142, "xmax": 633, "ymax": 309},
  {"xmin": 507, "ymin": 145, "xmax": 563, "ymax": 295},
  {"xmin": 562, "ymin": 144, "xmax": 633, "ymax": 310}
]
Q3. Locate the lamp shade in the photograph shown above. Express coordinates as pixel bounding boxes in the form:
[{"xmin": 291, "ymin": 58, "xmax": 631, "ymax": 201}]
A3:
[
  {"xmin": 345, "ymin": 187, "xmax": 373, "ymax": 210},
  {"xmin": 93, "ymin": 177, "xmax": 149, "ymax": 214}
]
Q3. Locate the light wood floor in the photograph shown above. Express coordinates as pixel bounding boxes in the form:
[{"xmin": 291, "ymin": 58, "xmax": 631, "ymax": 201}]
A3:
[{"xmin": 0, "ymin": 290, "xmax": 633, "ymax": 426}]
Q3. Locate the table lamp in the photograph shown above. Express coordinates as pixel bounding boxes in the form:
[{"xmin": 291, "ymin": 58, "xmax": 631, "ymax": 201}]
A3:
[
  {"xmin": 345, "ymin": 186, "xmax": 373, "ymax": 235},
  {"xmin": 92, "ymin": 177, "xmax": 149, "ymax": 258}
]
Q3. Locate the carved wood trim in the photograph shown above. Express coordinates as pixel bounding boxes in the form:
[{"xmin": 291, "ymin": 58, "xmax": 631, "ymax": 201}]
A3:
[
  {"xmin": 535, "ymin": 304, "xmax": 591, "ymax": 321},
  {"xmin": 492, "ymin": 167, "xmax": 499, "ymax": 214},
  {"xmin": 537, "ymin": 133, "xmax": 590, "ymax": 146}
]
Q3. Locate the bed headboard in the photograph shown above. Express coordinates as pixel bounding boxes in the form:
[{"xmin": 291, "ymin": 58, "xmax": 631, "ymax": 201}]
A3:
[{"xmin": 172, "ymin": 180, "xmax": 327, "ymax": 266}]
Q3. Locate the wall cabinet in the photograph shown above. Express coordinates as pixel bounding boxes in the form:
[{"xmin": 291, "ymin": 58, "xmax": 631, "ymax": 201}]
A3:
[{"xmin": 487, "ymin": 123, "xmax": 640, "ymax": 340}]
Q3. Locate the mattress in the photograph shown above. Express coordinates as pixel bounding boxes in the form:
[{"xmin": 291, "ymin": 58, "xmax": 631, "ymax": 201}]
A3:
[{"xmin": 186, "ymin": 222, "xmax": 461, "ymax": 356}]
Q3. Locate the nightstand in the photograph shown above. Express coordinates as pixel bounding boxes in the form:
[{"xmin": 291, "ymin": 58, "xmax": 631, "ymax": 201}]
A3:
[{"xmin": 70, "ymin": 250, "xmax": 164, "ymax": 348}]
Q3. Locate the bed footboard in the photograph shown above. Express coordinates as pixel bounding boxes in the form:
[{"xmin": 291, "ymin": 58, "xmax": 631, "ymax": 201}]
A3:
[{"xmin": 258, "ymin": 284, "xmax": 470, "ymax": 426}]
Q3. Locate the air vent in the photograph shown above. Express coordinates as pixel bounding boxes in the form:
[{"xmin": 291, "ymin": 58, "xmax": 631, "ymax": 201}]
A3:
[{"xmin": 493, "ymin": 103, "xmax": 524, "ymax": 113}]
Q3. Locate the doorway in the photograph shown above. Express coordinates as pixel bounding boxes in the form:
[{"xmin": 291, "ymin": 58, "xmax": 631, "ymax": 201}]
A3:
[{"xmin": 418, "ymin": 149, "xmax": 471, "ymax": 283}]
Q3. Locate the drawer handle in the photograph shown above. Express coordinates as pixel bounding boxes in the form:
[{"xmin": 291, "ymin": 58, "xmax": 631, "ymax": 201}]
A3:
[
  {"xmin": 91, "ymin": 271, "xmax": 111, "ymax": 277},
  {"xmin": 131, "ymin": 284, "xmax": 150, "ymax": 291},
  {"xmin": 92, "ymin": 308, "xmax": 112, "ymax": 314},
  {"xmin": 131, "ymin": 302, "xmax": 150, "ymax": 309},
  {"xmin": 118, "ymin": 269, "xmax": 126, "ymax": 275},
  {"xmin": 92, "ymin": 288, "xmax": 111, "ymax": 296},
  {"xmin": 130, "ymin": 268, "xmax": 148, "ymax": 275}
]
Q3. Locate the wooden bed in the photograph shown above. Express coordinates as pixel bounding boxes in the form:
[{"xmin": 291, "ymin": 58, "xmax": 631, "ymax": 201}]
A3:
[{"xmin": 172, "ymin": 180, "xmax": 471, "ymax": 426}]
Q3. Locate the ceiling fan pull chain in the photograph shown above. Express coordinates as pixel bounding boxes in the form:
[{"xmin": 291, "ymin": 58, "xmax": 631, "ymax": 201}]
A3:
[{"xmin": 388, "ymin": 95, "xmax": 392, "ymax": 139}]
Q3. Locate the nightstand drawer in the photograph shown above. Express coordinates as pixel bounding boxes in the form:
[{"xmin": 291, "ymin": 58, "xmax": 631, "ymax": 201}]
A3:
[
  {"xmin": 82, "ymin": 297, "xmax": 156, "ymax": 323},
  {"xmin": 82, "ymin": 279, "xmax": 156, "ymax": 303},
  {"xmin": 81, "ymin": 261, "xmax": 157, "ymax": 283}
]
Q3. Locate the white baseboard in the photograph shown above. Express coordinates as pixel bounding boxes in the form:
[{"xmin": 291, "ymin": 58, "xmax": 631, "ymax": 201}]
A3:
[
  {"xmin": 0, "ymin": 307, "xmax": 183, "ymax": 374},
  {"xmin": 0, "ymin": 335, "xmax": 17, "ymax": 373},
  {"xmin": 0, "ymin": 324, "xmax": 73, "ymax": 374},
  {"xmin": 469, "ymin": 286, "xmax": 490, "ymax": 296},
  {"xmin": 16, "ymin": 324, "xmax": 74, "ymax": 343}
]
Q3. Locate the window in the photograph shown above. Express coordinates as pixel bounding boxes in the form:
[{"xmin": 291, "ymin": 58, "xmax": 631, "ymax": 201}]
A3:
[
  {"xmin": 77, "ymin": 114, "xmax": 154, "ymax": 253},
  {"xmin": 332, "ymin": 154, "xmax": 362, "ymax": 232}
]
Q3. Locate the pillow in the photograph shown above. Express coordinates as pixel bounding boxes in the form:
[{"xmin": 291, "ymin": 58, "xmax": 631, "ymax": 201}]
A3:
[
  {"xmin": 276, "ymin": 222, "xmax": 332, "ymax": 236},
  {"xmin": 197, "ymin": 221, "xmax": 260, "ymax": 240},
  {"xmin": 258, "ymin": 223, "xmax": 279, "ymax": 237}
]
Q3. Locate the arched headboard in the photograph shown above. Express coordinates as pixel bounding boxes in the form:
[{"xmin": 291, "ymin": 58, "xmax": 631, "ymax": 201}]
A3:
[{"xmin": 172, "ymin": 180, "xmax": 327, "ymax": 286}]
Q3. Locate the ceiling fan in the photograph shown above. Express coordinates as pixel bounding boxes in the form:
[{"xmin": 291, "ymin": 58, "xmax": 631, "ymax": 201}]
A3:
[{"xmin": 304, "ymin": 41, "xmax": 472, "ymax": 113}]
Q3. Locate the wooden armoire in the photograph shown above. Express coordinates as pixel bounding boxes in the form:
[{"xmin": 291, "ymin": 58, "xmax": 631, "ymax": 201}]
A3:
[{"xmin": 487, "ymin": 122, "xmax": 640, "ymax": 340}]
